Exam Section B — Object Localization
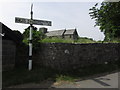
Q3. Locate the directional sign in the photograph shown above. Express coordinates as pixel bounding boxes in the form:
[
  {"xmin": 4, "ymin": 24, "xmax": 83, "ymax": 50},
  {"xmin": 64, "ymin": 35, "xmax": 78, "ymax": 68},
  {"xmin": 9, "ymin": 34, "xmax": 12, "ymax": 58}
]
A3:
[
  {"xmin": 33, "ymin": 19, "xmax": 51, "ymax": 26},
  {"xmin": 15, "ymin": 17, "xmax": 52, "ymax": 26},
  {"xmin": 15, "ymin": 17, "xmax": 31, "ymax": 24}
]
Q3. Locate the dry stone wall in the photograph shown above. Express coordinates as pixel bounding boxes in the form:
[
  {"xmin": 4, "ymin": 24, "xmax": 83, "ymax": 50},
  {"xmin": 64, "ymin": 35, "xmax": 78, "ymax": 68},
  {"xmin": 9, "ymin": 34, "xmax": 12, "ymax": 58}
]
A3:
[
  {"xmin": 15, "ymin": 43, "xmax": 120, "ymax": 71},
  {"xmin": 33, "ymin": 43, "xmax": 120, "ymax": 71}
]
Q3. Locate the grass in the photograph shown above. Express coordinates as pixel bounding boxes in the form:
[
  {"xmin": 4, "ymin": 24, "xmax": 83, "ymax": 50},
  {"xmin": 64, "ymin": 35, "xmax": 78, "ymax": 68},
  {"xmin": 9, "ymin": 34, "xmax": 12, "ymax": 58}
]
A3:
[
  {"xmin": 40, "ymin": 37, "xmax": 120, "ymax": 43},
  {"xmin": 56, "ymin": 74, "xmax": 76, "ymax": 82},
  {"xmin": 40, "ymin": 37, "xmax": 74, "ymax": 43},
  {"xmin": 75, "ymin": 37, "xmax": 96, "ymax": 43},
  {"xmin": 23, "ymin": 35, "xmax": 120, "ymax": 44},
  {"xmin": 40, "ymin": 37, "xmax": 95, "ymax": 43},
  {"xmin": 2, "ymin": 62, "xmax": 119, "ymax": 88}
]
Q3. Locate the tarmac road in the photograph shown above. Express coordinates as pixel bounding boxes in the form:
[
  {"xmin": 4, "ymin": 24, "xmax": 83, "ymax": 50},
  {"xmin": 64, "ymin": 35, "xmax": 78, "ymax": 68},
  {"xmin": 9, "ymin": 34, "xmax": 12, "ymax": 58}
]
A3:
[
  {"xmin": 53, "ymin": 72, "xmax": 119, "ymax": 88},
  {"xmin": 8, "ymin": 71, "xmax": 119, "ymax": 88}
]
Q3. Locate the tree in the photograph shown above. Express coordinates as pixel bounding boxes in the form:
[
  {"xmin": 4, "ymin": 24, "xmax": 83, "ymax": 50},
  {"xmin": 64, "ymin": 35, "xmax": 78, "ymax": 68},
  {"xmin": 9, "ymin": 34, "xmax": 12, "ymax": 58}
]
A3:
[
  {"xmin": 23, "ymin": 26, "xmax": 45, "ymax": 52},
  {"xmin": 89, "ymin": 2, "xmax": 120, "ymax": 41}
]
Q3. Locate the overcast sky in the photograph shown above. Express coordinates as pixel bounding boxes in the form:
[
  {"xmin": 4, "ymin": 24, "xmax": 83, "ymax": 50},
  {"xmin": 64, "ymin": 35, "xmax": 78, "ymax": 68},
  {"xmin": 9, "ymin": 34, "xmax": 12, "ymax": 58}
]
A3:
[{"xmin": 0, "ymin": 1, "xmax": 105, "ymax": 41}]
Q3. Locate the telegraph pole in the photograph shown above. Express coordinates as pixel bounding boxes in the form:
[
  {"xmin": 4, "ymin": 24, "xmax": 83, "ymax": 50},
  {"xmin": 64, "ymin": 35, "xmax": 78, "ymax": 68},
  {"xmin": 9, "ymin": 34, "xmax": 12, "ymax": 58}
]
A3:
[{"xmin": 29, "ymin": 4, "xmax": 33, "ymax": 71}]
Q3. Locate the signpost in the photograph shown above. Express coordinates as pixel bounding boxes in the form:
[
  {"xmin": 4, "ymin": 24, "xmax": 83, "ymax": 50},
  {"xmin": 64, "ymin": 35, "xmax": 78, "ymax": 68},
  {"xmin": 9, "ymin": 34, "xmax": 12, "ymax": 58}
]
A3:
[
  {"xmin": 15, "ymin": 17, "xmax": 51, "ymax": 26},
  {"xmin": 15, "ymin": 4, "xmax": 52, "ymax": 71}
]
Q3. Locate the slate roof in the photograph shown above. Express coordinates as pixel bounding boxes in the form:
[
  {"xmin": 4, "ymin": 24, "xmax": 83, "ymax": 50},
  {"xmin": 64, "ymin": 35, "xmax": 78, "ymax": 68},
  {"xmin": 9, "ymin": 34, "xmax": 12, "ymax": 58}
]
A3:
[
  {"xmin": 64, "ymin": 29, "xmax": 76, "ymax": 35},
  {"xmin": 46, "ymin": 29, "xmax": 65, "ymax": 37},
  {"xmin": 46, "ymin": 29, "xmax": 77, "ymax": 37}
]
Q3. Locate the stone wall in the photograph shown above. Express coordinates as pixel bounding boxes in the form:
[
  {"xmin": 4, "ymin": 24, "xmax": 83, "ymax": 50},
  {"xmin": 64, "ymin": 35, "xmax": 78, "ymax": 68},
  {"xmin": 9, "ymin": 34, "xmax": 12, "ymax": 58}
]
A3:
[
  {"xmin": 16, "ymin": 43, "xmax": 120, "ymax": 71},
  {"xmin": 2, "ymin": 40, "xmax": 16, "ymax": 71},
  {"xmin": 33, "ymin": 43, "xmax": 119, "ymax": 70},
  {"xmin": 15, "ymin": 43, "xmax": 28, "ymax": 66}
]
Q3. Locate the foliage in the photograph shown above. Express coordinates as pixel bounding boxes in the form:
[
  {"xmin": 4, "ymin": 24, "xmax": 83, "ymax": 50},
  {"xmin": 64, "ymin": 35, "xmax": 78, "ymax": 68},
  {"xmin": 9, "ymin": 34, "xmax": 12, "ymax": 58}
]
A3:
[
  {"xmin": 96, "ymin": 38, "xmax": 120, "ymax": 43},
  {"xmin": 22, "ymin": 26, "xmax": 45, "ymax": 51},
  {"xmin": 103, "ymin": 38, "xmax": 120, "ymax": 43},
  {"xmin": 89, "ymin": 2, "xmax": 120, "ymax": 41},
  {"xmin": 76, "ymin": 37, "xmax": 95, "ymax": 43}
]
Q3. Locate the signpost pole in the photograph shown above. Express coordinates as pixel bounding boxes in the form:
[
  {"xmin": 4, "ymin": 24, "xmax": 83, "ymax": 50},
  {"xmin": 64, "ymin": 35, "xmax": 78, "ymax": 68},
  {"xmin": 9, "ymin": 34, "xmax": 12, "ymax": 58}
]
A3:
[
  {"xmin": 15, "ymin": 4, "xmax": 51, "ymax": 71},
  {"xmin": 28, "ymin": 4, "xmax": 33, "ymax": 71}
]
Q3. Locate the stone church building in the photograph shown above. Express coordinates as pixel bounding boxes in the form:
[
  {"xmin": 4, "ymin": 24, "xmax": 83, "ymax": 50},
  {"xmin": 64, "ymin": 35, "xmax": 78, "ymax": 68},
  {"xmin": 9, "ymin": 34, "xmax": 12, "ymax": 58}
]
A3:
[{"xmin": 40, "ymin": 28, "xmax": 79, "ymax": 40}]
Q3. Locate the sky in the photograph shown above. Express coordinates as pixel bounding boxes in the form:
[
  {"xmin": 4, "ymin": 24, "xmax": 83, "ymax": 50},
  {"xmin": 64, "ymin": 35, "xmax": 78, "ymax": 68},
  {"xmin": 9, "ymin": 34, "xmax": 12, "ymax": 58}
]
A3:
[{"xmin": 0, "ymin": 0, "xmax": 105, "ymax": 41}]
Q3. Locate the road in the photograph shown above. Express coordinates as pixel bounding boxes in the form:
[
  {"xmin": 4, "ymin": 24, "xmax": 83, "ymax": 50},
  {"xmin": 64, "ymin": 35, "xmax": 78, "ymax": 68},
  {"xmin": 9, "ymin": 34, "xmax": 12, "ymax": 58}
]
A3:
[
  {"xmin": 8, "ymin": 71, "xmax": 119, "ymax": 88},
  {"xmin": 53, "ymin": 72, "xmax": 119, "ymax": 88}
]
